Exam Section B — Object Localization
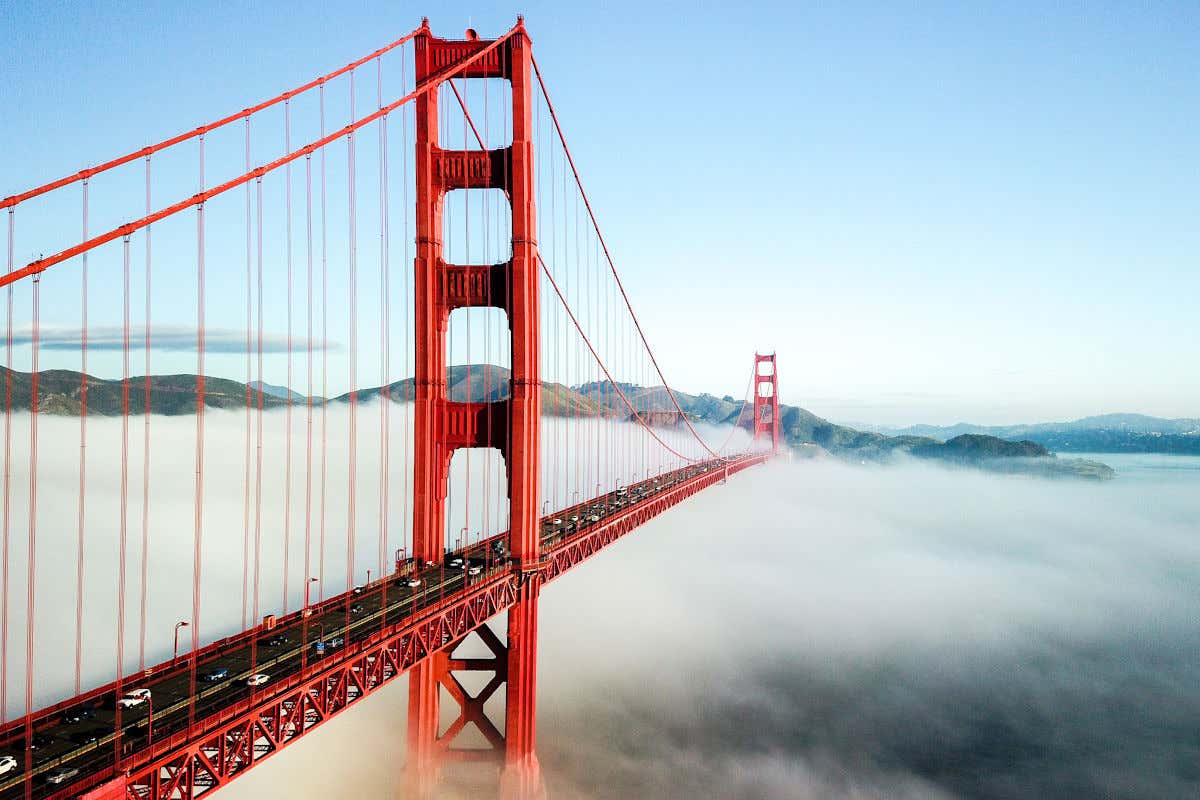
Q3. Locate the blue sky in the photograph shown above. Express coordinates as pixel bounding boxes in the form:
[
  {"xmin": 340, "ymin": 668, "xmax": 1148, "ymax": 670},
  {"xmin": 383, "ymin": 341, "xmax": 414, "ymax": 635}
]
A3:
[{"xmin": 1, "ymin": 1, "xmax": 1197, "ymax": 425}]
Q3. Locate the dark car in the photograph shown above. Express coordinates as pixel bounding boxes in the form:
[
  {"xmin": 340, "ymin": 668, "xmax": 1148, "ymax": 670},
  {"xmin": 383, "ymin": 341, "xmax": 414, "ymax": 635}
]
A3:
[
  {"xmin": 350, "ymin": 602, "xmax": 365, "ymax": 614},
  {"xmin": 60, "ymin": 707, "xmax": 94, "ymax": 725},
  {"xmin": 70, "ymin": 730, "xmax": 101, "ymax": 745},
  {"xmin": 261, "ymin": 634, "xmax": 290, "ymax": 647},
  {"xmin": 201, "ymin": 667, "xmax": 230, "ymax": 683},
  {"xmin": 44, "ymin": 765, "xmax": 80, "ymax": 785},
  {"xmin": 26, "ymin": 732, "xmax": 54, "ymax": 750},
  {"xmin": 444, "ymin": 554, "xmax": 464, "ymax": 569}
]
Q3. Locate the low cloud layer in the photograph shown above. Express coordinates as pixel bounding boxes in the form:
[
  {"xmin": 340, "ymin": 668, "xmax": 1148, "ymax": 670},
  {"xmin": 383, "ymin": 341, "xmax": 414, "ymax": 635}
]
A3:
[
  {"xmin": 2, "ymin": 408, "xmax": 1195, "ymax": 798},
  {"xmin": 7, "ymin": 324, "xmax": 339, "ymax": 353}
]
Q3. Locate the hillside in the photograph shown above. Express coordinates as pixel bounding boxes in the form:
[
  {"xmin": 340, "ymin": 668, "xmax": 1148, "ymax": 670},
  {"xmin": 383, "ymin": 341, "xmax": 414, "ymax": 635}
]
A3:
[
  {"xmin": 871, "ymin": 413, "xmax": 1200, "ymax": 455},
  {"xmin": 0, "ymin": 364, "xmax": 1114, "ymax": 478}
]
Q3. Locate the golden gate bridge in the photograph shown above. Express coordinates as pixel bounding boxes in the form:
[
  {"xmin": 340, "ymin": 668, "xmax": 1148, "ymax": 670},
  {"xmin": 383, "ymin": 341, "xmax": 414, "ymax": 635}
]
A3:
[{"xmin": 0, "ymin": 18, "xmax": 781, "ymax": 799}]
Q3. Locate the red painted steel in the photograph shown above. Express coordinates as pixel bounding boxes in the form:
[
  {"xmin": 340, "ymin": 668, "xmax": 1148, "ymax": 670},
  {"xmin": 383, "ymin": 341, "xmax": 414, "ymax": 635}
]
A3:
[
  {"xmin": 410, "ymin": 18, "xmax": 543, "ymax": 797},
  {"xmin": 753, "ymin": 353, "xmax": 780, "ymax": 453}
]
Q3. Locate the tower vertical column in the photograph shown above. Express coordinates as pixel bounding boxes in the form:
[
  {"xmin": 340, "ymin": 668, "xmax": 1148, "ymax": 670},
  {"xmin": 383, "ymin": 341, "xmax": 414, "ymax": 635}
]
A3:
[
  {"xmin": 753, "ymin": 353, "xmax": 780, "ymax": 452},
  {"xmin": 406, "ymin": 18, "xmax": 543, "ymax": 800}
]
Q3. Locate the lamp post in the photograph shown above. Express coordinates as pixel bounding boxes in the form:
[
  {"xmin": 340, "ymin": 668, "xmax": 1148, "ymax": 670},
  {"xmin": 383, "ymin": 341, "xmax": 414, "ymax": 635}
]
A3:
[
  {"xmin": 173, "ymin": 621, "xmax": 190, "ymax": 668},
  {"xmin": 304, "ymin": 577, "xmax": 319, "ymax": 613}
]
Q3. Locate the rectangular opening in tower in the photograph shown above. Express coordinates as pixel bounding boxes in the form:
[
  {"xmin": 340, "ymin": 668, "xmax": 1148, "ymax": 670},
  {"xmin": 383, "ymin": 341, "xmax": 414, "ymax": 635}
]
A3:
[
  {"xmin": 442, "ymin": 188, "xmax": 512, "ymax": 265},
  {"xmin": 445, "ymin": 446, "xmax": 510, "ymax": 546},
  {"xmin": 446, "ymin": 307, "xmax": 511, "ymax": 385},
  {"xmin": 437, "ymin": 78, "xmax": 513, "ymax": 150}
]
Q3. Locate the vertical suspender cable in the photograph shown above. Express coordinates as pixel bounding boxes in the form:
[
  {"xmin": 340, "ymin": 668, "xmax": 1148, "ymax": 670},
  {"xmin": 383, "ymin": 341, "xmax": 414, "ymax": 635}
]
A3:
[
  {"xmin": 117, "ymin": 234, "xmax": 131, "ymax": 721},
  {"xmin": 305, "ymin": 149, "xmax": 314, "ymax": 616},
  {"xmin": 191, "ymin": 133, "xmax": 207, "ymax": 726},
  {"xmin": 378, "ymin": 56, "xmax": 389, "ymax": 584},
  {"xmin": 2, "ymin": 207, "xmax": 12, "ymax": 724},
  {"xmin": 139, "ymin": 155, "xmax": 153, "ymax": 672},
  {"xmin": 254, "ymin": 177, "xmax": 264, "ymax": 624},
  {"xmin": 319, "ymin": 81, "xmax": 328, "ymax": 601},
  {"xmin": 242, "ymin": 118, "xmax": 252, "ymax": 632},
  {"xmin": 348, "ymin": 69, "xmax": 359, "ymax": 602},
  {"xmin": 400, "ymin": 55, "xmax": 410, "ymax": 567},
  {"xmin": 303, "ymin": 149, "xmax": 313, "ymax": 664},
  {"xmin": 23, "ymin": 267, "xmax": 39, "ymax": 797},
  {"xmin": 75, "ymin": 180, "xmax": 88, "ymax": 695},
  {"xmin": 284, "ymin": 99, "xmax": 294, "ymax": 614}
]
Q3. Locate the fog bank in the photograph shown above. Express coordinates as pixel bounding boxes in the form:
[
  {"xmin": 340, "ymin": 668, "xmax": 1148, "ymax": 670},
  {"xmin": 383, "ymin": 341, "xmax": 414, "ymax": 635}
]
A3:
[{"xmin": 213, "ymin": 456, "xmax": 1199, "ymax": 798}]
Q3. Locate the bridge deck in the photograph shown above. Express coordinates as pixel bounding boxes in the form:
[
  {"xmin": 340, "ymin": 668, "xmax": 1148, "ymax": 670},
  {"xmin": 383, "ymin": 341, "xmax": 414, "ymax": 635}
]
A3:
[{"xmin": 0, "ymin": 454, "xmax": 766, "ymax": 799}]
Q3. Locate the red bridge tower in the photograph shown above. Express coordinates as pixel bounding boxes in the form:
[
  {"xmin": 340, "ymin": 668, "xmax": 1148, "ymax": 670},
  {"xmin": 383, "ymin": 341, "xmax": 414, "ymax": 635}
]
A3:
[
  {"xmin": 408, "ymin": 19, "xmax": 544, "ymax": 799},
  {"xmin": 753, "ymin": 353, "xmax": 780, "ymax": 452}
]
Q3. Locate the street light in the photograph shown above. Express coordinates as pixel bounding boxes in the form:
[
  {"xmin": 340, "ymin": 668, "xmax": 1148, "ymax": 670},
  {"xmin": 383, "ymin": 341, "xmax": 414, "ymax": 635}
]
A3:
[
  {"xmin": 367, "ymin": 568, "xmax": 372, "ymax": 586},
  {"xmin": 173, "ymin": 621, "xmax": 190, "ymax": 668},
  {"xmin": 304, "ymin": 577, "xmax": 319, "ymax": 613}
]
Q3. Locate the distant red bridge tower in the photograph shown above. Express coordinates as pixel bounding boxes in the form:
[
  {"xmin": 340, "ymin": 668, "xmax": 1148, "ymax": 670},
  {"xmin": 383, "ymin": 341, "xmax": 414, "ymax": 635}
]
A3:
[
  {"xmin": 753, "ymin": 353, "xmax": 780, "ymax": 452},
  {"xmin": 408, "ymin": 18, "xmax": 544, "ymax": 800}
]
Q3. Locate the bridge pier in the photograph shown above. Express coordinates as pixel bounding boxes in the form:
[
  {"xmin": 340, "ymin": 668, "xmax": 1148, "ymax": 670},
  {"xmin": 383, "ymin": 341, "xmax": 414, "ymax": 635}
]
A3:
[{"xmin": 402, "ymin": 588, "xmax": 545, "ymax": 800}]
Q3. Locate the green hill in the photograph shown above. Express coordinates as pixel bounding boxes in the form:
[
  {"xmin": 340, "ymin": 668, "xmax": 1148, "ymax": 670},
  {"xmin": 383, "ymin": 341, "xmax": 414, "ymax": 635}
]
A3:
[{"xmin": 0, "ymin": 364, "xmax": 1115, "ymax": 479}]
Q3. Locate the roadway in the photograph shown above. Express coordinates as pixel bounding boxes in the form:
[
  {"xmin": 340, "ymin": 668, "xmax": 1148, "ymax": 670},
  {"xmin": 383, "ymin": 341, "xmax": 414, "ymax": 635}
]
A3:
[{"xmin": 0, "ymin": 458, "xmax": 734, "ymax": 798}]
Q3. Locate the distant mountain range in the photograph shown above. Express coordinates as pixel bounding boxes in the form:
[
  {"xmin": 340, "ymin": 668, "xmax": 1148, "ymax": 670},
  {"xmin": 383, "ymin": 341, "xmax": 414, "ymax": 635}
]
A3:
[
  {"xmin": 865, "ymin": 414, "xmax": 1200, "ymax": 455},
  {"xmin": 0, "ymin": 364, "xmax": 1117, "ymax": 479}
]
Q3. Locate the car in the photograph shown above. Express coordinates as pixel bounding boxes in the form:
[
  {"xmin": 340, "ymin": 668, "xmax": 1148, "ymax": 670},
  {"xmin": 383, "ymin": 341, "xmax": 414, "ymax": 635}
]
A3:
[
  {"xmin": 551, "ymin": 518, "xmax": 563, "ymax": 526},
  {"xmin": 466, "ymin": 565, "xmax": 483, "ymax": 576},
  {"xmin": 261, "ymin": 634, "xmax": 289, "ymax": 647},
  {"xmin": 326, "ymin": 636, "xmax": 344, "ymax": 648},
  {"xmin": 444, "ymin": 554, "xmax": 464, "ymax": 569},
  {"xmin": 350, "ymin": 602, "xmax": 365, "ymax": 614},
  {"xmin": 201, "ymin": 667, "xmax": 230, "ymax": 683},
  {"xmin": 588, "ymin": 514, "xmax": 600, "ymax": 523},
  {"xmin": 117, "ymin": 688, "xmax": 151, "ymax": 708},
  {"xmin": 44, "ymin": 766, "xmax": 80, "ymax": 785},
  {"xmin": 0, "ymin": 755, "xmax": 16, "ymax": 775},
  {"xmin": 70, "ymin": 730, "xmax": 100, "ymax": 745},
  {"xmin": 60, "ymin": 707, "xmax": 94, "ymax": 725},
  {"xmin": 352, "ymin": 585, "xmax": 365, "ymax": 595},
  {"xmin": 400, "ymin": 575, "xmax": 422, "ymax": 588},
  {"xmin": 26, "ymin": 732, "xmax": 54, "ymax": 750},
  {"xmin": 246, "ymin": 674, "xmax": 270, "ymax": 687}
]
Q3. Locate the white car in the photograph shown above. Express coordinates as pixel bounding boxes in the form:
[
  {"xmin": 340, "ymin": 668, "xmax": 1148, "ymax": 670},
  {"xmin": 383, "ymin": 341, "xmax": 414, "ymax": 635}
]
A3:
[
  {"xmin": 117, "ymin": 688, "xmax": 151, "ymax": 708},
  {"xmin": 0, "ymin": 755, "xmax": 16, "ymax": 775},
  {"xmin": 404, "ymin": 577, "xmax": 422, "ymax": 588},
  {"xmin": 246, "ymin": 674, "xmax": 270, "ymax": 687}
]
